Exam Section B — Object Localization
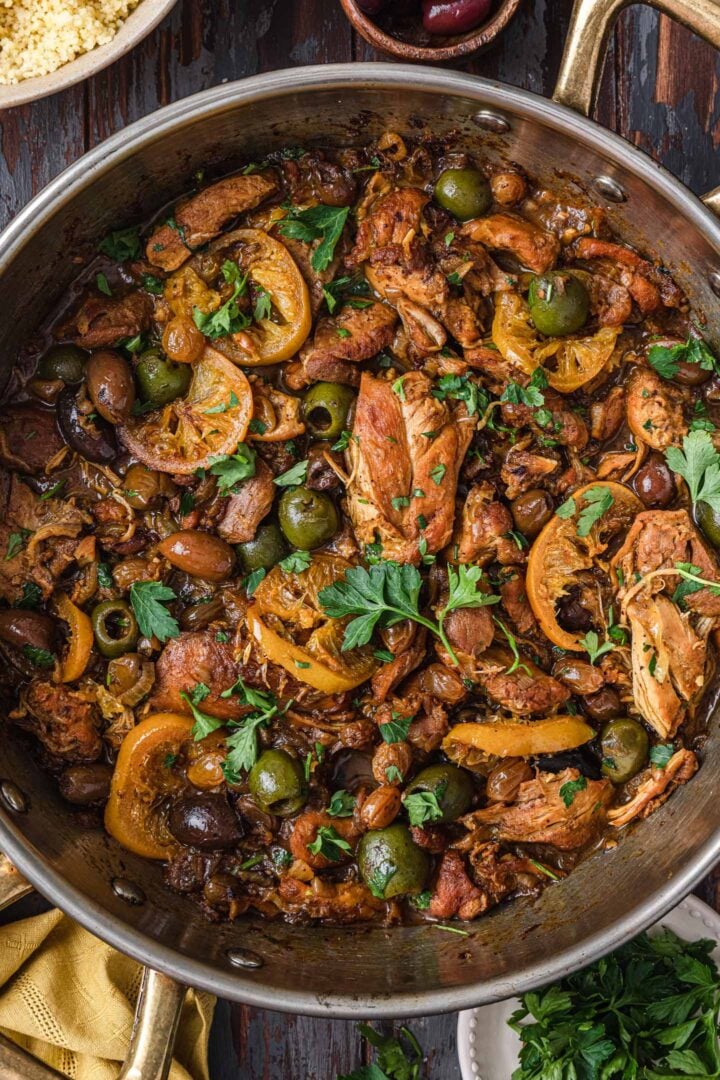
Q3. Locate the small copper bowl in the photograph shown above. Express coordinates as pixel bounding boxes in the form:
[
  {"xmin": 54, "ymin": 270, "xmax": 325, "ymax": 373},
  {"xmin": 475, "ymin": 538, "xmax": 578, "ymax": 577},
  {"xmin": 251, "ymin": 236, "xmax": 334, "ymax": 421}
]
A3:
[{"xmin": 339, "ymin": 0, "xmax": 522, "ymax": 62}]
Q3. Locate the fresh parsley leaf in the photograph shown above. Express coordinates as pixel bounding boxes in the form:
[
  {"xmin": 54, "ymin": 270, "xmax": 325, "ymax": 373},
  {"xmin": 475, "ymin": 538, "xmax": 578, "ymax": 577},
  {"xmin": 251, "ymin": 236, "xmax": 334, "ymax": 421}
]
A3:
[
  {"xmin": 327, "ymin": 790, "xmax": 355, "ymax": 817},
  {"xmin": 650, "ymin": 742, "xmax": 675, "ymax": 768},
  {"xmin": 493, "ymin": 616, "xmax": 531, "ymax": 676},
  {"xmin": 240, "ymin": 853, "xmax": 264, "ymax": 871},
  {"xmin": 97, "ymin": 562, "xmax": 113, "ymax": 589},
  {"xmin": 366, "ymin": 862, "xmax": 397, "ymax": 901},
  {"xmin": 271, "ymin": 847, "xmax": 293, "ymax": 871},
  {"xmin": 181, "ymin": 691, "xmax": 224, "ymax": 741},
  {"xmin": 248, "ymin": 417, "xmax": 268, "ymax": 435},
  {"xmin": 179, "ymin": 491, "xmax": 195, "ymax": 516},
  {"xmin": 129, "ymin": 581, "xmax": 180, "ymax": 642},
  {"xmin": 307, "ymin": 825, "xmax": 352, "ymax": 861},
  {"xmin": 348, "ymin": 1024, "xmax": 423, "ymax": 1080},
  {"xmin": 431, "ymin": 373, "xmax": 483, "ymax": 417},
  {"xmin": 243, "ymin": 568, "xmax": 266, "ymax": 596},
  {"xmin": 559, "ymin": 775, "xmax": 587, "ymax": 807},
  {"xmin": 253, "ymin": 286, "xmax": 272, "ymax": 322},
  {"xmin": 204, "ymin": 391, "xmax": 240, "ymax": 415},
  {"xmin": 403, "ymin": 788, "xmax": 445, "ymax": 827},
  {"xmin": 193, "ymin": 275, "xmax": 250, "ymax": 339},
  {"xmin": 99, "ymin": 226, "xmax": 141, "ymax": 262},
  {"xmin": 5, "ymin": 528, "xmax": 30, "ymax": 561},
  {"xmin": 223, "ymin": 714, "xmax": 269, "ymax": 780},
  {"xmin": 23, "ymin": 645, "xmax": 55, "ymax": 669},
  {"xmin": 96, "ymin": 272, "xmax": 112, "ymax": 296},
  {"xmin": 141, "ymin": 273, "xmax": 165, "ymax": 295},
  {"xmin": 410, "ymin": 890, "xmax": 431, "ymax": 910},
  {"xmin": 385, "ymin": 765, "xmax": 404, "ymax": 784},
  {"xmin": 671, "ymin": 562, "xmax": 707, "ymax": 609},
  {"xmin": 332, "ymin": 429, "xmax": 353, "ymax": 451},
  {"xmin": 379, "ymin": 711, "xmax": 413, "ymax": 744},
  {"xmin": 322, "ymin": 275, "xmax": 352, "ymax": 313},
  {"xmin": 277, "ymin": 204, "xmax": 350, "ymax": 272},
  {"xmin": 189, "ymin": 681, "xmax": 210, "ymax": 704},
  {"xmin": 576, "ymin": 485, "xmax": 614, "ymax": 537},
  {"xmin": 555, "ymin": 496, "xmax": 576, "ymax": 520},
  {"xmin": 430, "ymin": 463, "xmax": 446, "ymax": 485},
  {"xmin": 17, "ymin": 581, "xmax": 42, "ymax": 609},
  {"xmin": 500, "ymin": 369, "xmax": 547, "ymax": 408},
  {"xmin": 208, "ymin": 443, "xmax": 256, "ymax": 494},
  {"xmin": 580, "ymin": 630, "xmax": 615, "ymax": 665},
  {"xmin": 666, "ymin": 429, "xmax": 720, "ymax": 511},
  {"xmin": 274, "ymin": 459, "xmax": 308, "ymax": 487},
  {"xmin": 278, "ymin": 550, "xmax": 312, "ymax": 573},
  {"xmin": 648, "ymin": 334, "xmax": 717, "ymax": 380}
]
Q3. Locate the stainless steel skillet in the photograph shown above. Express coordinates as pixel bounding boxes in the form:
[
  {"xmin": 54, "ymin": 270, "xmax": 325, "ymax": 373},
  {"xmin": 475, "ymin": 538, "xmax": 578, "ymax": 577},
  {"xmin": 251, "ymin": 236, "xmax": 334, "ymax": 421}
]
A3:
[{"xmin": 1, "ymin": 0, "xmax": 720, "ymax": 1075}]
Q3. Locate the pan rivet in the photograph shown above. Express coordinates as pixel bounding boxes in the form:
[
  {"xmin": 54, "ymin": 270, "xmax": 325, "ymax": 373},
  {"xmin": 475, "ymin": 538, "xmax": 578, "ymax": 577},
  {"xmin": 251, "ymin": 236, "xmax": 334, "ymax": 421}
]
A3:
[
  {"xmin": 111, "ymin": 877, "xmax": 146, "ymax": 905},
  {"xmin": 226, "ymin": 947, "xmax": 264, "ymax": 970},
  {"xmin": 593, "ymin": 175, "xmax": 627, "ymax": 202},
  {"xmin": 708, "ymin": 271, "xmax": 720, "ymax": 298},
  {"xmin": 472, "ymin": 109, "xmax": 510, "ymax": 133},
  {"xmin": 0, "ymin": 780, "xmax": 29, "ymax": 813}
]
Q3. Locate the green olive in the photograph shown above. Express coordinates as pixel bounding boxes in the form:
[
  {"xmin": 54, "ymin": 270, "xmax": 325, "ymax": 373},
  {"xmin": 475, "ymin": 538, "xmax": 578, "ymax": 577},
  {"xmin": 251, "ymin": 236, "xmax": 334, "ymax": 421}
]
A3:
[
  {"xmin": 302, "ymin": 382, "xmax": 356, "ymax": 440},
  {"xmin": 278, "ymin": 486, "xmax": 338, "ymax": 550},
  {"xmin": 37, "ymin": 344, "xmax": 87, "ymax": 384},
  {"xmin": 434, "ymin": 167, "xmax": 492, "ymax": 221},
  {"xmin": 695, "ymin": 502, "xmax": 720, "ymax": 549},
  {"xmin": 528, "ymin": 272, "xmax": 590, "ymax": 336},
  {"xmin": 248, "ymin": 749, "xmax": 307, "ymax": 816},
  {"xmin": 600, "ymin": 718, "xmax": 649, "ymax": 784},
  {"xmin": 236, "ymin": 524, "xmax": 288, "ymax": 573},
  {"xmin": 135, "ymin": 348, "xmax": 191, "ymax": 406},
  {"xmin": 91, "ymin": 599, "xmax": 139, "ymax": 659},
  {"xmin": 357, "ymin": 824, "xmax": 430, "ymax": 899},
  {"xmin": 403, "ymin": 763, "xmax": 474, "ymax": 824}
]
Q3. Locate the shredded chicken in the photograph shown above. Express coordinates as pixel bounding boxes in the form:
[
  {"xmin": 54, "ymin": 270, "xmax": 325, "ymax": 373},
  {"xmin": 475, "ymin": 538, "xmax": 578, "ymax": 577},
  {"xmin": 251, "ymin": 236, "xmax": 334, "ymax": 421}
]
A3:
[{"xmin": 608, "ymin": 749, "xmax": 698, "ymax": 827}]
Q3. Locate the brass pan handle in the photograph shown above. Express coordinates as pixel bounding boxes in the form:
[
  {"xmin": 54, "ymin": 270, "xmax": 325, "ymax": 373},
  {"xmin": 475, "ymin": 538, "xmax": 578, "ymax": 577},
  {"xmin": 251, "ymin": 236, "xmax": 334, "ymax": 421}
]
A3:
[
  {"xmin": 0, "ymin": 852, "xmax": 187, "ymax": 1080},
  {"xmin": 553, "ymin": 0, "xmax": 720, "ymax": 215}
]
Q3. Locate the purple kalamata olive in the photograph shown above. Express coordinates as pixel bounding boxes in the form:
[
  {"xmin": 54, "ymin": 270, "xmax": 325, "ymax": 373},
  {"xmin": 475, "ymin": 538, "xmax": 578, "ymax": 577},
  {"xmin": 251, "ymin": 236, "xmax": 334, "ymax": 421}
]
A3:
[
  {"xmin": 422, "ymin": 0, "xmax": 493, "ymax": 35},
  {"xmin": 57, "ymin": 387, "xmax": 117, "ymax": 464}
]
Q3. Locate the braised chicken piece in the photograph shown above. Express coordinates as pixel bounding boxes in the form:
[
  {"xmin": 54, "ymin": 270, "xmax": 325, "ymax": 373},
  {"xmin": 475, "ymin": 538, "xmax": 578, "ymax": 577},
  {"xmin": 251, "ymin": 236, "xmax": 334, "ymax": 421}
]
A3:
[
  {"xmin": 462, "ymin": 213, "xmax": 560, "ymax": 273},
  {"xmin": 608, "ymin": 749, "xmax": 698, "ymax": 827},
  {"xmin": 61, "ymin": 291, "xmax": 153, "ymax": 349},
  {"xmin": 145, "ymin": 172, "xmax": 278, "ymax": 271},
  {"xmin": 346, "ymin": 370, "xmax": 475, "ymax": 563},
  {"xmin": 296, "ymin": 301, "xmax": 398, "ymax": 387},
  {"xmin": 462, "ymin": 769, "xmax": 613, "ymax": 850},
  {"xmin": 1, "ymin": 133, "xmax": 716, "ymax": 931},
  {"xmin": 626, "ymin": 366, "xmax": 687, "ymax": 450}
]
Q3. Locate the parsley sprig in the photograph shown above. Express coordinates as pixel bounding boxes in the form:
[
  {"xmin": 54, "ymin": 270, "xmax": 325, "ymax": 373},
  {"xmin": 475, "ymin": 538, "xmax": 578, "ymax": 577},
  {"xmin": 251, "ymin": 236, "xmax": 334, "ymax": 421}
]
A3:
[
  {"xmin": 509, "ymin": 927, "xmax": 720, "ymax": 1080},
  {"xmin": 556, "ymin": 485, "xmax": 614, "ymax": 538},
  {"xmin": 129, "ymin": 581, "xmax": 180, "ymax": 642},
  {"xmin": 277, "ymin": 204, "xmax": 350, "ymax": 272},
  {"xmin": 339, "ymin": 1024, "xmax": 423, "ymax": 1080},
  {"xmin": 665, "ymin": 429, "xmax": 720, "ymax": 510},
  {"xmin": 207, "ymin": 443, "xmax": 256, "ymax": 494},
  {"xmin": 648, "ymin": 334, "xmax": 717, "ymax": 380},
  {"xmin": 318, "ymin": 561, "xmax": 500, "ymax": 666}
]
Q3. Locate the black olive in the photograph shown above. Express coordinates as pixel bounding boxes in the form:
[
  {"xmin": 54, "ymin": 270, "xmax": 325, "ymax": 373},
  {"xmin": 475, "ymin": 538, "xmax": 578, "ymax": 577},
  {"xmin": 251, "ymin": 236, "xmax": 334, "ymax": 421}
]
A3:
[
  {"xmin": 632, "ymin": 454, "xmax": 676, "ymax": 509},
  {"xmin": 58, "ymin": 763, "xmax": 113, "ymax": 805},
  {"xmin": 167, "ymin": 793, "xmax": 243, "ymax": 850},
  {"xmin": 556, "ymin": 595, "xmax": 594, "ymax": 633},
  {"xmin": 534, "ymin": 744, "xmax": 602, "ymax": 780},
  {"xmin": 57, "ymin": 386, "xmax": 117, "ymax": 464}
]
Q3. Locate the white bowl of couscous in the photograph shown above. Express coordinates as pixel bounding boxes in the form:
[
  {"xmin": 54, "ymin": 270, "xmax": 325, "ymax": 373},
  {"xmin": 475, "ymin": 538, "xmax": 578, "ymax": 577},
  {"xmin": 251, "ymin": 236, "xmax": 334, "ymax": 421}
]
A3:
[{"xmin": 0, "ymin": 0, "xmax": 178, "ymax": 108}]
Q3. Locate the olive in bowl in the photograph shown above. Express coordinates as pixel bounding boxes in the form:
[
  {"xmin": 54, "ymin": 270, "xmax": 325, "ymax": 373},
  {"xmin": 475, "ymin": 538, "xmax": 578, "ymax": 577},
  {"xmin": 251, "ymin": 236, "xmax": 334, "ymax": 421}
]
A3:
[
  {"xmin": 302, "ymin": 382, "xmax": 355, "ymax": 441},
  {"xmin": 434, "ymin": 167, "xmax": 492, "ymax": 221},
  {"xmin": 600, "ymin": 717, "xmax": 649, "ymax": 784},
  {"xmin": 278, "ymin": 487, "xmax": 339, "ymax": 549}
]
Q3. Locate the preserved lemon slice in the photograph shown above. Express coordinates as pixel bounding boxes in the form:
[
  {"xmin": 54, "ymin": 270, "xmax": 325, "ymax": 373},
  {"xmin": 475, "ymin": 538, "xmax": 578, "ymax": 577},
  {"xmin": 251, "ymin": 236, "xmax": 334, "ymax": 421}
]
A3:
[
  {"xmin": 197, "ymin": 227, "xmax": 311, "ymax": 365},
  {"xmin": 492, "ymin": 292, "xmax": 620, "ymax": 392},
  {"xmin": 443, "ymin": 716, "xmax": 594, "ymax": 759},
  {"xmin": 249, "ymin": 555, "xmax": 378, "ymax": 692},
  {"xmin": 105, "ymin": 713, "xmax": 192, "ymax": 860},
  {"xmin": 119, "ymin": 346, "xmax": 252, "ymax": 474},
  {"xmin": 526, "ymin": 481, "xmax": 642, "ymax": 650}
]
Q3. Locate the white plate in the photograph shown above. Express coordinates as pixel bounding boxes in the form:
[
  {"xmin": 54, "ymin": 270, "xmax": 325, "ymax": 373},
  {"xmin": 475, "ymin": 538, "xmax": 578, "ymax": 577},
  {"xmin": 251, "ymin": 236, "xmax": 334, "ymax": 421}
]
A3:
[
  {"xmin": 457, "ymin": 893, "xmax": 720, "ymax": 1080},
  {"xmin": 0, "ymin": 0, "xmax": 178, "ymax": 110}
]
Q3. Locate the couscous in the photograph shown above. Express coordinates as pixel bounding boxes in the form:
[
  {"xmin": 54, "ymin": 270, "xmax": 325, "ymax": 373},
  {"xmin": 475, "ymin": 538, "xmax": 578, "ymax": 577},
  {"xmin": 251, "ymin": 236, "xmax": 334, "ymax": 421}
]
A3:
[{"xmin": 0, "ymin": 0, "xmax": 141, "ymax": 85}]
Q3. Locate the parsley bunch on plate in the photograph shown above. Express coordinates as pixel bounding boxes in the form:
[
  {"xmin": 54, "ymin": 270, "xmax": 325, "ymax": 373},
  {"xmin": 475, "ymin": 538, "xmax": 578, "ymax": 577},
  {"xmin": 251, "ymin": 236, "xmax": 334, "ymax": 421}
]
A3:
[{"xmin": 510, "ymin": 928, "xmax": 720, "ymax": 1079}]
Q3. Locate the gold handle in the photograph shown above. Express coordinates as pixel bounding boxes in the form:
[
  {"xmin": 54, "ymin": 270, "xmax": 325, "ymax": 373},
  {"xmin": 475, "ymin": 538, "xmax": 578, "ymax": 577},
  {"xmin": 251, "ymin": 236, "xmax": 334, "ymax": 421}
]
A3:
[
  {"xmin": 0, "ymin": 852, "xmax": 187, "ymax": 1080},
  {"xmin": 553, "ymin": 0, "xmax": 720, "ymax": 215}
]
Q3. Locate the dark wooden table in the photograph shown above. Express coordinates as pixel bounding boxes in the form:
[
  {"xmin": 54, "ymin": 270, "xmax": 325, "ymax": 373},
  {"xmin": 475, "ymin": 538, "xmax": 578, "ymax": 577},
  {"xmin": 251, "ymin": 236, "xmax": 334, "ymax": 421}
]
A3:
[{"xmin": 1, "ymin": 0, "xmax": 719, "ymax": 1074}]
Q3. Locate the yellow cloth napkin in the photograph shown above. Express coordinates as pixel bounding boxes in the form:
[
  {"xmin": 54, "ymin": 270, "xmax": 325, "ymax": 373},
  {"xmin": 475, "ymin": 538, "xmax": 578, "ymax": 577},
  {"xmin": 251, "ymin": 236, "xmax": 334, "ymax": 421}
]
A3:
[{"xmin": 0, "ymin": 908, "xmax": 216, "ymax": 1080}]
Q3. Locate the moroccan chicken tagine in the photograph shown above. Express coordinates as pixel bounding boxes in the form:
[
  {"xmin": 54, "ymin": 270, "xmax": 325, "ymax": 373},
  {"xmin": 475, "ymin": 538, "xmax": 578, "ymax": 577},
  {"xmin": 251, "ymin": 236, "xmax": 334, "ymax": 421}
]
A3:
[{"xmin": 1, "ymin": 132, "xmax": 718, "ymax": 927}]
